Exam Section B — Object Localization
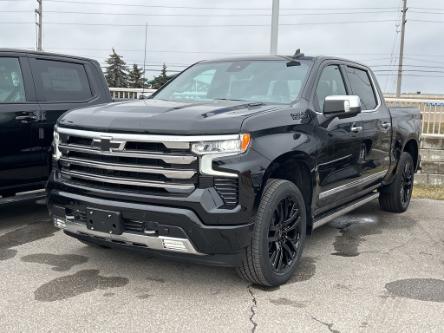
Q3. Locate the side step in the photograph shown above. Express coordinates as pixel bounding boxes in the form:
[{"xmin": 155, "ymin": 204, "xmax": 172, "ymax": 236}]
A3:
[
  {"xmin": 0, "ymin": 189, "xmax": 46, "ymax": 206},
  {"xmin": 312, "ymin": 192, "xmax": 380, "ymax": 230}
]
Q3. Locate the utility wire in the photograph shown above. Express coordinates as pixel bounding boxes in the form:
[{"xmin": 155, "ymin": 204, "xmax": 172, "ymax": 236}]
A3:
[
  {"xmin": 39, "ymin": 20, "xmax": 399, "ymax": 27},
  {"xmin": 41, "ymin": 0, "xmax": 399, "ymax": 11},
  {"xmin": 377, "ymin": 73, "xmax": 444, "ymax": 78},
  {"xmin": 372, "ymin": 64, "xmax": 444, "ymax": 69},
  {"xmin": 0, "ymin": 10, "xmax": 32, "ymax": 13},
  {"xmin": 0, "ymin": 21, "xmax": 400, "ymax": 27},
  {"xmin": 403, "ymin": 56, "xmax": 444, "ymax": 66},
  {"xmin": 47, "ymin": 47, "xmax": 259, "ymax": 54},
  {"xmin": 374, "ymin": 69, "xmax": 444, "ymax": 74},
  {"xmin": 411, "ymin": 7, "xmax": 444, "ymax": 11},
  {"xmin": 0, "ymin": 22, "xmax": 34, "ymax": 24},
  {"xmin": 410, "ymin": 10, "xmax": 444, "ymax": 15},
  {"xmin": 25, "ymin": 10, "xmax": 399, "ymax": 17},
  {"xmin": 410, "ymin": 19, "xmax": 444, "ymax": 23},
  {"xmin": 31, "ymin": 0, "xmax": 276, "ymax": 10}
]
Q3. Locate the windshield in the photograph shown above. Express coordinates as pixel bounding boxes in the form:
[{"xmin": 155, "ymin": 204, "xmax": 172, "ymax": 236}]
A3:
[{"xmin": 152, "ymin": 60, "xmax": 312, "ymax": 104}]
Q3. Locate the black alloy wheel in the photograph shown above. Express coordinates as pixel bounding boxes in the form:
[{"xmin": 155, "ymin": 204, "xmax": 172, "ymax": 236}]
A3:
[
  {"xmin": 379, "ymin": 152, "xmax": 415, "ymax": 213},
  {"xmin": 268, "ymin": 196, "xmax": 303, "ymax": 273},
  {"xmin": 400, "ymin": 159, "xmax": 414, "ymax": 207},
  {"xmin": 237, "ymin": 179, "xmax": 307, "ymax": 287}
]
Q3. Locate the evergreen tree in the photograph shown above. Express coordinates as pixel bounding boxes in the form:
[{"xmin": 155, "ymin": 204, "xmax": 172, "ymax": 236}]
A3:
[
  {"xmin": 160, "ymin": 63, "xmax": 168, "ymax": 81},
  {"xmin": 150, "ymin": 63, "xmax": 173, "ymax": 89},
  {"xmin": 105, "ymin": 49, "xmax": 128, "ymax": 87},
  {"xmin": 128, "ymin": 64, "xmax": 145, "ymax": 88}
]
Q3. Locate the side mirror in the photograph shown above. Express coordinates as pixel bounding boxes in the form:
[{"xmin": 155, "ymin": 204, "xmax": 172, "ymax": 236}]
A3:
[{"xmin": 323, "ymin": 95, "xmax": 361, "ymax": 117}]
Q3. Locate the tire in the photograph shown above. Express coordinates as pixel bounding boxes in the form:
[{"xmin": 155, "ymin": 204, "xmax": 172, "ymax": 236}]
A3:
[
  {"xmin": 379, "ymin": 152, "xmax": 414, "ymax": 213},
  {"xmin": 78, "ymin": 239, "xmax": 111, "ymax": 249},
  {"xmin": 236, "ymin": 179, "xmax": 307, "ymax": 287}
]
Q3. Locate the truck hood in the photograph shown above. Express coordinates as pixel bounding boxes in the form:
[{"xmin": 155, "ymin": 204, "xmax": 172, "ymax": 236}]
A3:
[{"xmin": 58, "ymin": 99, "xmax": 284, "ymax": 135}]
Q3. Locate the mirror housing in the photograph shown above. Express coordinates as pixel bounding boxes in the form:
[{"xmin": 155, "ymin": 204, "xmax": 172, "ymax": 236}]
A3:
[{"xmin": 323, "ymin": 95, "xmax": 361, "ymax": 117}]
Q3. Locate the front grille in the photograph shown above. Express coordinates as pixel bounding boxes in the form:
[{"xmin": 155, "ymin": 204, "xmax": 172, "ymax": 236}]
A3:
[
  {"xmin": 58, "ymin": 128, "xmax": 198, "ymax": 196},
  {"xmin": 214, "ymin": 177, "xmax": 239, "ymax": 208}
]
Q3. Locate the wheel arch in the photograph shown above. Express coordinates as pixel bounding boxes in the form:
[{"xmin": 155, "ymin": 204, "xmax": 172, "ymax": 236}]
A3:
[
  {"xmin": 403, "ymin": 138, "xmax": 419, "ymax": 171},
  {"xmin": 259, "ymin": 151, "xmax": 316, "ymax": 233}
]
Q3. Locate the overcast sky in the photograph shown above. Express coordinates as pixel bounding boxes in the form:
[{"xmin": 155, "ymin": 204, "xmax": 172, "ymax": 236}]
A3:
[{"xmin": 1, "ymin": 0, "xmax": 443, "ymax": 94}]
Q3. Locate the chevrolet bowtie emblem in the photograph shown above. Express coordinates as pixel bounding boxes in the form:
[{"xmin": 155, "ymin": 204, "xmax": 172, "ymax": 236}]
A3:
[{"xmin": 92, "ymin": 137, "xmax": 124, "ymax": 152}]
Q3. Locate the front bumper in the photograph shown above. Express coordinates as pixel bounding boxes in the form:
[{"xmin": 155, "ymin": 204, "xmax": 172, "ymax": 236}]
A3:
[{"xmin": 48, "ymin": 189, "xmax": 254, "ymax": 266}]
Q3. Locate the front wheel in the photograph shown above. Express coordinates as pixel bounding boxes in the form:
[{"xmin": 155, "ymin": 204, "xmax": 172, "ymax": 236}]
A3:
[
  {"xmin": 237, "ymin": 179, "xmax": 307, "ymax": 287},
  {"xmin": 379, "ymin": 152, "xmax": 415, "ymax": 213}
]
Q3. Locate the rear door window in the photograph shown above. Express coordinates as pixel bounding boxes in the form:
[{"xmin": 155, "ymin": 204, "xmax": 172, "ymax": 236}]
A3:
[
  {"xmin": 32, "ymin": 59, "xmax": 92, "ymax": 102},
  {"xmin": 0, "ymin": 57, "xmax": 26, "ymax": 103},
  {"xmin": 346, "ymin": 67, "xmax": 377, "ymax": 110}
]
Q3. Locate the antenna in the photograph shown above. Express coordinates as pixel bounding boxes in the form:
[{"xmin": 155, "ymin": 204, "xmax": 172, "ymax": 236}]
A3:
[{"xmin": 293, "ymin": 49, "xmax": 304, "ymax": 58}]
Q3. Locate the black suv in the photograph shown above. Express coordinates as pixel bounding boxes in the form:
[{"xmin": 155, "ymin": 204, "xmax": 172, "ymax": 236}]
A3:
[{"xmin": 0, "ymin": 49, "xmax": 111, "ymax": 198}]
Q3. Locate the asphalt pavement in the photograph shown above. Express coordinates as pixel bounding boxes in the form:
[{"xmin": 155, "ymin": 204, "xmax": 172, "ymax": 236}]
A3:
[{"xmin": 0, "ymin": 198, "xmax": 443, "ymax": 332}]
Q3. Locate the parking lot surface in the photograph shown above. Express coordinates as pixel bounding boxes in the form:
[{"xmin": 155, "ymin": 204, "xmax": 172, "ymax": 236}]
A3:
[{"xmin": 0, "ymin": 198, "xmax": 443, "ymax": 332}]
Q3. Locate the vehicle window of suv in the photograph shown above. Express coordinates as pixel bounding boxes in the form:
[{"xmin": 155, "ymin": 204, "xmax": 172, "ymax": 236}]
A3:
[
  {"xmin": 346, "ymin": 66, "xmax": 377, "ymax": 110},
  {"xmin": 0, "ymin": 58, "xmax": 26, "ymax": 103},
  {"xmin": 315, "ymin": 65, "xmax": 347, "ymax": 111},
  {"xmin": 153, "ymin": 60, "xmax": 312, "ymax": 104},
  {"xmin": 33, "ymin": 59, "xmax": 92, "ymax": 102}
]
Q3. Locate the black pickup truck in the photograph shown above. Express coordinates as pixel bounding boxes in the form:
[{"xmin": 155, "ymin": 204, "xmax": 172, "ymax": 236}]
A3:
[
  {"xmin": 0, "ymin": 49, "xmax": 111, "ymax": 199},
  {"xmin": 47, "ymin": 53, "xmax": 421, "ymax": 286}
]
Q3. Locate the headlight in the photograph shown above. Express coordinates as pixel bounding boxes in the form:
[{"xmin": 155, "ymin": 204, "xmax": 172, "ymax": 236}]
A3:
[
  {"xmin": 191, "ymin": 134, "xmax": 251, "ymax": 155},
  {"xmin": 191, "ymin": 134, "xmax": 251, "ymax": 177},
  {"xmin": 52, "ymin": 129, "xmax": 61, "ymax": 160}
]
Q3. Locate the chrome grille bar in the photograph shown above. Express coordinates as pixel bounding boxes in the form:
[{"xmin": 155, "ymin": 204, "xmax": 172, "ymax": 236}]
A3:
[
  {"xmin": 62, "ymin": 170, "xmax": 195, "ymax": 193},
  {"xmin": 57, "ymin": 127, "xmax": 239, "ymax": 144},
  {"xmin": 59, "ymin": 144, "xmax": 197, "ymax": 165},
  {"xmin": 60, "ymin": 157, "xmax": 196, "ymax": 179}
]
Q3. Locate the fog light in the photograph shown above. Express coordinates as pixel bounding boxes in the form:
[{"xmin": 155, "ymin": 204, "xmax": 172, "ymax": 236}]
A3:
[
  {"xmin": 53, "ymin": 217, "xmax": 66, "ymax": 229},
  {"xmin": 161, "ymin": 238, "xmax": 188, "ymax": 252}
]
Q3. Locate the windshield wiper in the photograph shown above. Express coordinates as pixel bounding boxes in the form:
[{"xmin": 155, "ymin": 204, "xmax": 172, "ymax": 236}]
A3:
[
  {"xmin": 213, "ymin": 98, "xmax": 265, "ymax": 106},
  {"xmin": 213, "ymin": 98, "xmax": 247, "ymax": 102}
]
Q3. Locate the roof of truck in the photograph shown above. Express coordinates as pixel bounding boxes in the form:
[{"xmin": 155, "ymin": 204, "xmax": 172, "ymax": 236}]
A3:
[
  {"xmin": 0, "ymin": 48, "xmax": 97, "ymax": 63},
  {"xmin": 199, "ymin": 54, "xmax": 370, "ymax": 68}
]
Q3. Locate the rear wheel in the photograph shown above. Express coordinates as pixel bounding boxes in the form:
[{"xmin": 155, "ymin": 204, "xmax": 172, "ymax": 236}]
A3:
[
  {"xmin": 237, "ymin": 179, "xmax": 306, "ymax": 287},
  {"xmin": 379, "ymin": 152, "xmax": 414, "ymax": 213}
]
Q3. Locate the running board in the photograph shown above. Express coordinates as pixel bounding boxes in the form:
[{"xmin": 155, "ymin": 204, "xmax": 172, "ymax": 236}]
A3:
[
  {"xmin": 312, "ymin": 192, "xmax": 380, "ymax": 230},
  {"xmin": 0, "ymin": 189, "xmax": 46, "ymax": 205}
]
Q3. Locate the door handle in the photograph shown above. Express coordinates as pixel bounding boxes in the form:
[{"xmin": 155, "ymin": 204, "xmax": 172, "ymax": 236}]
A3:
[
  {"xmin": 381, "ymin": 122, "xmax": 391, "ymax": 129},
  {"xmin": 15, "ymin": 115, "xmax": 38, "ymax": 122},
  {"xmin": 351, "ymin": 125, "xmax": 363, "ymax": 133}
]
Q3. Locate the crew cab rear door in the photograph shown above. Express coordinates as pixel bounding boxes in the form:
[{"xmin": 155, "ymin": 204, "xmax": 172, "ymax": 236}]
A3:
[
  {"xmin": 28, "ymin": 56, "xmax": 102, "ymax": 179},
  {"xmin": 0, "ymin": 54, "xmax": 43, "ymax": 194},
  {"xmin": 344, "ymin": 65, "xmax": 391, "ymax": 179}
]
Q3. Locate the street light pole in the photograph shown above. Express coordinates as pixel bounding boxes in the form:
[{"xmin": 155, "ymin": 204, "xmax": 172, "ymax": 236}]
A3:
[{"xmin": 270, "ymin": 0, "xmax": 279, "ymax": 55}]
